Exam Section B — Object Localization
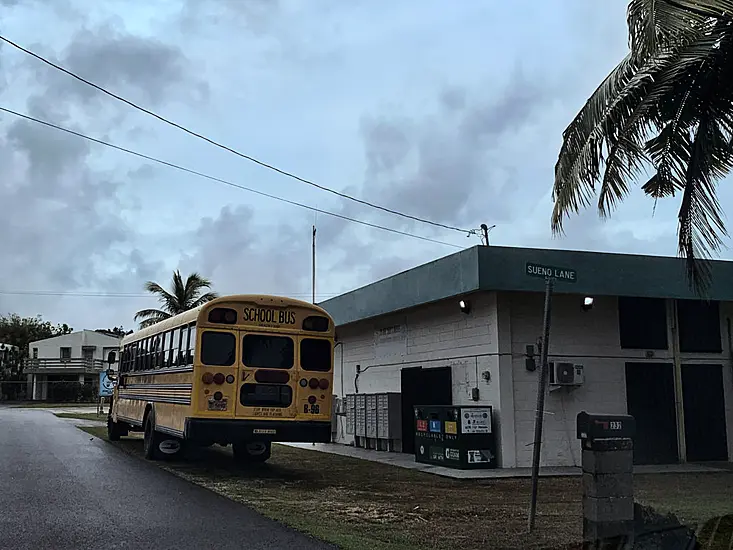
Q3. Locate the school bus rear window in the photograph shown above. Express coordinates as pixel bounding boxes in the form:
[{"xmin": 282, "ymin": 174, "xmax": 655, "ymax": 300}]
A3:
[
  {"xmin": 201, "ymin": 331, "xmax": 235, "ymax": 366},
  {"xmin": 300, "ymin": 339, "xmax": 331, "ymax": 372},
  {"xmin": 242, "ymin": 335, "xmax": 294, "ymax": 369}
]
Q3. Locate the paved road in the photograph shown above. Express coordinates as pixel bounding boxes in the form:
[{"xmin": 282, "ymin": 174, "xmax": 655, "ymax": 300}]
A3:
[{"xmin": 0, "ymin": 407, "xmax": 332, "ymax": 550}]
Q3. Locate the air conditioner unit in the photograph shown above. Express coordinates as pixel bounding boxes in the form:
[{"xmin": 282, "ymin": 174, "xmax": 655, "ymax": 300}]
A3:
[{"xmin": 549, "ymin": 362, "xmax": 584, "ymax": 386}]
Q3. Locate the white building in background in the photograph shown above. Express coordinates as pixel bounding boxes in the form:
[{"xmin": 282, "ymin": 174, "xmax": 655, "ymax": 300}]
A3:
[
  {"xmin": 26, "ymin": 330, "xmax": 121, "ymax": 401},
  {"xmin": 319, "ymin": 245, "xmax": 733, "ymax": 469}
]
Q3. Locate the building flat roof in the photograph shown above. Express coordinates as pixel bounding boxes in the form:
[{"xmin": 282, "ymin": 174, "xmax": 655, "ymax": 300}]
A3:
[{"xmin": 318, "ymin": 245, "xmax": 733, "ymax": 326}]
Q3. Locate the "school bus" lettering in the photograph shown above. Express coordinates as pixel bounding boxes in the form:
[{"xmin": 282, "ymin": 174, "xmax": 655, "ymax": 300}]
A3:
[{"xmin": 242, "ymin": 308, "xmax": 296, "ymax": 325}]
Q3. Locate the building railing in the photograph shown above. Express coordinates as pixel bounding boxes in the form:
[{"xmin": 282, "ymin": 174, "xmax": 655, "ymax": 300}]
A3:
[{"xmin": 25, "ymin": 358, "xmax": 107, "ymax": 371}]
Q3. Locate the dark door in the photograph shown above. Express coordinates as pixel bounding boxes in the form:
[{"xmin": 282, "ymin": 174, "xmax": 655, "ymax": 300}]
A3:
[
  {"xmin": 625, "ymin": 363, "xmax": 679, "ymax": 465},
  {"xmin": 682, "ymin": 364, "xmax": 728, "ymax": 462},
  {"xmin": 400, "ymin": 366, "xmax": 452, "ymax": 454}
]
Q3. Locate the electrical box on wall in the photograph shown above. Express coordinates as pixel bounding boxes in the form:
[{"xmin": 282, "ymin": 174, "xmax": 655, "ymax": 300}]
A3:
[{"xmin": 549, "ymin": 362, "xmax": 584, "ymax": 387}]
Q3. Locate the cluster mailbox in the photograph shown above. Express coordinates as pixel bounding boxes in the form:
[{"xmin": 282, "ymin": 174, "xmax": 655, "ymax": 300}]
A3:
[{"xmin": 414, "ymin": 405, "xmax": 497, "ymax": 469}]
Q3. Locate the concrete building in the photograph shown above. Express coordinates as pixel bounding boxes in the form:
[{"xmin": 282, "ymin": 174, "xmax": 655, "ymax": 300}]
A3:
[
  {"xmin": 320, "ymin": 245, "xmax": 733, "ymax": 468},
  {"xmin": 26, "ymin": 330, "xmax": 121, "ymax": 401}
]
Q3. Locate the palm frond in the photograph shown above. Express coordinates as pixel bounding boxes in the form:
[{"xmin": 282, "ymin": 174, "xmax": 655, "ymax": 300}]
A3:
[
  {"xmin": 627, "ymin": 0, "xmax": 722, "ymax": 60},
  {"xmin": 133, "ymin": 308, "xmax": 171, "ymax": 330},
  {"xmin": 189, "ymin": 292, "xmax": 219, "ymax": 309}
]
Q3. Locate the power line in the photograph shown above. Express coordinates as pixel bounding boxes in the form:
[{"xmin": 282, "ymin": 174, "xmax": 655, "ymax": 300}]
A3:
[
  {"xmin": 0, "ymin": 106, "xmax": 463, "ymax": 249},
  {"xmin": 0, "ymin": 290, "xmax": 340, "ymax": 298},
  {"xmin": 0, "ymin": 35, "xmax": 472, "ymax": 235}
]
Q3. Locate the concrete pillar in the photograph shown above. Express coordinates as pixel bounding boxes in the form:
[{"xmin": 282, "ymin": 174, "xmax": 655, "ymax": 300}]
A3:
[
  {"xmin": 577, "ymin": 412, "xmax": 636, "ymax": 549},
  {"xmin": 26, "ymin": 374, "xmax": 33, "ymax": 400},
  {"xmin": 78, "ymin": 373, "xmax": 85, "ymax": 384},
  {"xmin": 40, "ymin": 376, "xmax": 48, "ymax": 400}
]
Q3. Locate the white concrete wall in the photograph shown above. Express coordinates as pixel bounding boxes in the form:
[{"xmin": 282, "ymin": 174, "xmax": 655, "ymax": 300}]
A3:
[
  {"xmin": 29, "ymin": 330, "xmax": 120, "ymax": 364},
  {"xmin": 333, "ymin": 292, "xmax": 504, "ymax": 456},
  {"xmin": 507, "ymin": 291, "xmax": 733, "ymax": 468}
]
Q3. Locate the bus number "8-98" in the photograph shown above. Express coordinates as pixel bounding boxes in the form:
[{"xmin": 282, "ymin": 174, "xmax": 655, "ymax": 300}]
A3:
[{"xmin": 304, "ymin": 404, "xmax": 320, "ymax": 414}]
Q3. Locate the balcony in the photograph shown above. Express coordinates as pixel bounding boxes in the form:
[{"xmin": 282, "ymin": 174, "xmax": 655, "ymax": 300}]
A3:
[{"xmin": 25, "ymin": 358, "xmax": 108, "ymax": 374}]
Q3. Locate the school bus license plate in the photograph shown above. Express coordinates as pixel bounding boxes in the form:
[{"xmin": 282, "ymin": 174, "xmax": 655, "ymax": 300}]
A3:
[{"xmin": 208, "ymin": 399, "xmax": 227, "ymax": 411}]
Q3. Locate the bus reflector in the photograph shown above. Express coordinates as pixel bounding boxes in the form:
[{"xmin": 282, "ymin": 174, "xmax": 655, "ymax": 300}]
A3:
[
  {"xmin": 255, "ymin": 370, "xmax": 290, "ymax": 384},
  {"xmin": 299, "ymin": 378, "xmax": 308, "ymax": 387},
  {"xmin": 213, "ymin": 372, "xmax": 225, "ymax": 385},
  {"xmin": 202, "ymin": 372, "xmax": 214, "ymax": 384},
  {"xmin": 308, "ymin": 377, "xmax": 319, "ymax": 389},
  {"xmin": 225, "ymin": 374, "xmax": 235, "ymax": 384},
  {"xmin": 318, "ymin": 378, "xmax": 329, "ymax": 390}
]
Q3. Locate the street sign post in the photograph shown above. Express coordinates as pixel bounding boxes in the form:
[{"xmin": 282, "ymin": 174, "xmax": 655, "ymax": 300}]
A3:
[{"xmin": 527, "ymin": 261, "xmax": 576, "ymax": 532}]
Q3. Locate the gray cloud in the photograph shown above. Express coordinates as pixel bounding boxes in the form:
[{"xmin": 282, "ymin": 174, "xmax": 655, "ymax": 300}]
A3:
[
  {"xmin": 0, "ymin": 16, "xmax": 211, "ymax": 327},
  {"xmin": 179, "ymin": 0, "xmax": 277, "ymax": 35},
  {"xmin": 178, "ymin": 205, "xmax": 316, "ymax": 300},
  {"xmin": 37, "ymin": 25, "xmax": 208, "ymax": 107}
]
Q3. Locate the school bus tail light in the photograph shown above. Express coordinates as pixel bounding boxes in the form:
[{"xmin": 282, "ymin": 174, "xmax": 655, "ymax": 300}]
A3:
[
  {"xmin": 202, "ymin": 372, "xmax": 214, "ymax": 384},
  {"xmin": 318, "ymin": 378, "xmax": 329, "ymax": 390},
  {"xmin": 308, "ymin": 377, "xmax": 319, "ymax": 389},
  {"xmin": 213, "ymin": 372, "xmax": 225, "ymax": 385}
]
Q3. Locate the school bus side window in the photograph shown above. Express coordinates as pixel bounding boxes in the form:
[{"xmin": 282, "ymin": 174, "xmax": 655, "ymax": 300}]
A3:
[{"xmin": 187, "ymin": 324, "xmax": 197, "ymax": 365}]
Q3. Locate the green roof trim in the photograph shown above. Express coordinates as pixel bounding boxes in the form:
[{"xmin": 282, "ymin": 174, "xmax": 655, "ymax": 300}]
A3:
[{"xmin": 319, "ymin": 245, "xmax": 733, "ymax": 326}]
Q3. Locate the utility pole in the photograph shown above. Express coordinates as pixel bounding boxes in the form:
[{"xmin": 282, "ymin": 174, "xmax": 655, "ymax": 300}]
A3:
[
  {"xmin": 312, "ymin": 225, "xmax": 316, "ymax": 304},
  {"xmin": 480, "ymin": 224, "xmax": 495, "ymax": 246},
  {"xmin": 528, "ymin": 276, "xmax": 554, "ymax": 532}
]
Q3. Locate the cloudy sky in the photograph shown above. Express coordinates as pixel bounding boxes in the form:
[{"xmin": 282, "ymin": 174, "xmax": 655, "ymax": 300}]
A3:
[{"xmin": 1, "ymin": 0, "xmax": 730, "ymax": 331}]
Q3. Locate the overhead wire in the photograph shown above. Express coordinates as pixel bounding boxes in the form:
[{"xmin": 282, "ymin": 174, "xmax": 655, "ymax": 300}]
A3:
[
  {"xmin": 0, "ymin": 290, "xmax": 340, "ymax": 299},
  {"xmin": 0, "ymin": 34, "xmax": 473, "ymax": 235},
  {"xmin": 0, "ymin": 106, "xmax": 463, "ymax": 249}
]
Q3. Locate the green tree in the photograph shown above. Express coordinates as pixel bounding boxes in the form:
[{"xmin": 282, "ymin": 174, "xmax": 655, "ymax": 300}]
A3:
[
  {"xmin": 552, "ymin": 0, "xmax": 733, "ymax": 291},
  {"xmin": 134, "ymin": 270, "xmax": 218, "ymax": 329},
  {"xmin": 94, "ymin": 326, "xmax": 133, "ymax": 337}
]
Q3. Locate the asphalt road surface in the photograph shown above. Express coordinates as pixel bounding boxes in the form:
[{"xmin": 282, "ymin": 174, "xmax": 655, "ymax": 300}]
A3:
[{"xmin": 0, "ymin": 407, "xmax": 332, "ymax": 550}]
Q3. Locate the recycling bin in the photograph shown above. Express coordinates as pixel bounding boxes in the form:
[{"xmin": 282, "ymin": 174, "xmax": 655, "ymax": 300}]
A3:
[{"xmin": 414, "ymin": 405, "xmax": 497, "ymax": 469}]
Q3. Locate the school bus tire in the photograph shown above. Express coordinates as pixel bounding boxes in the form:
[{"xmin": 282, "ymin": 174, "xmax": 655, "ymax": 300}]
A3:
[
  {"xmin": 107, "ymin": 416, "xmax": 127, "ymax": 441},
  {"xmin": 143, "ymin": 414, "xmax": 163, "ymax": 460},
  {"xmin": 232, "ymin": 441, "xmax": 271, "ymax": 464}
]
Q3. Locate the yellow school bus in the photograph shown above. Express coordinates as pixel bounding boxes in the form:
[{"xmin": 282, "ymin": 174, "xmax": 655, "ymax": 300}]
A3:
[{"xmin": 107, "ymin": 295, "xmax": 334, "ymax": 462}]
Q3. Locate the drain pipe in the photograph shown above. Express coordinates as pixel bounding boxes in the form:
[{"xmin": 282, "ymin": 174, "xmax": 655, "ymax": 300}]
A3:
[{"xmin": 334, "ymin": 341, "xmax": 344, "ymax": 397}]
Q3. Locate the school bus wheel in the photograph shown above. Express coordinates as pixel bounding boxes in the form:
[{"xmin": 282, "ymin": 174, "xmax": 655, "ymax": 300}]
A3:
[
  {"xmin": 233, "ymin": 441, "xmax": 271, "ymax": 463},
  {"xmin": 143, "ymin": 414, "xmax": 163, "ymax": 460},
  {"xmin": 107, "ymin": 416, "xmax": 127, "ymax": 441}
]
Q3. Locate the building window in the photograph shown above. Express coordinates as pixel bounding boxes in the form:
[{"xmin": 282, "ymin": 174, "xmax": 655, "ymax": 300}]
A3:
[
  {"xmin": 82, "ymin": 347, "xmax": 94, "ymax": 361},
  {"xmin": 677, "ymin": 299, "xmax": 722, "ymax": 353},
  {"xmin": 618, "ymin": 297, "xmax": 668, "ymax": 350},
  {"xmin": 32, "ymin": 348, "xmax": 38, "ymax": 359},
  {"xmin": 60, "ymin": 347, "xmax": 72, "ymax": 360}
]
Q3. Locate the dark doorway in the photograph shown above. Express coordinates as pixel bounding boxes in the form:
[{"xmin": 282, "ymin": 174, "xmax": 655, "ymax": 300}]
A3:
[
  {"xmin": 625, "ymin": 363, "xmax": 678, "ymax": 464},
  {"xmin": 682, "ymin": 364, "xmax": 728, "ymax": 462},
  {"xmin": 400, "ymin": 366, "xmax": 452, "ymax": 454}
]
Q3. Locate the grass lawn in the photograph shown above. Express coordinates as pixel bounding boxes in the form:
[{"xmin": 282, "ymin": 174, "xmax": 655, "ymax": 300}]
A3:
[
  {"xmin": 79, "ymin": 425, "xmax": 733, "ymax": 550},
  {"xmin": 81, "ymin": 426, "xmax": 581, "ymax": 550},
  {"xmin": 55, "ymin": 412, "xmax": 107, "ymax": 422},
  {"xmin": 12, "ymin": 402, "xmax": 97, "ymax": 409}
]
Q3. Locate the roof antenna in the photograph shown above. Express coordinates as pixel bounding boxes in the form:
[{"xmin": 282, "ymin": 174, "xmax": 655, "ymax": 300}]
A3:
[{"xmin": 480, "ymin": 224, "xmax": 496, "ymax": 246}]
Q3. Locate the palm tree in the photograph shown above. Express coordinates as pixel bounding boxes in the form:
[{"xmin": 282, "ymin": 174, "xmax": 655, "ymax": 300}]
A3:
[
  {"xmin": 134, "ymin": 270, "xmax": 218, "ymax": 329},
  {"xmin": 553, "ymin": 0, "xmax": 733, "ymax": 292}
]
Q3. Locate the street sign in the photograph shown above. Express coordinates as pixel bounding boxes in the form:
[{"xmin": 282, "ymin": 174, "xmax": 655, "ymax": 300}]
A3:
[
  {"xmin": 99, "ymin": 371, "xmax": 115, "ymax": 397},
  {"xmin": 526, "ymin": 262, "xmax": 577, "ymax": 283}
]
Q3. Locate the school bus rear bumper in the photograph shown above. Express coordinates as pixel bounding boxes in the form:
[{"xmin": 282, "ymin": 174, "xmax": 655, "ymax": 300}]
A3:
[{"xmin": 184, "ymin": 418, "xmax": 332, "ymax": 444}]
